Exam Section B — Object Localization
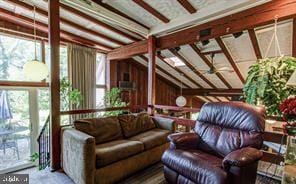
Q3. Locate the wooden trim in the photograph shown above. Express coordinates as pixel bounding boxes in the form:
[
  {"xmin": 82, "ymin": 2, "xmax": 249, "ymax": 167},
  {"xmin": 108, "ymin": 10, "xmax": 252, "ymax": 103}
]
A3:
[
  {"xmin": 0, "ymin": 81, "xmax": 49, "ymax": 87},
  {"xmin": 215, "ymin": 37, "xmax": 245, "ymax": 84},
  {"xmin": 6, "ymin": 0, "xmax": 125, "ymax": 46},
  {"xmin": 177, "ymin": 0, "xmax": 197, "ymax": 14},
  {"xmin": 263, "ymin": 131, "xmax": 287, "ymax": 144},
  {"xmin": 248, "ymin": 29, "xmax": 262, "ymax": 59},
  {"xmin": 153, "ymin": 105, "xmax": 200, "ymax": 113},
  {"xmin": 61, "ymin": 106, "xmax": 130, "ymax": 115},
  {"xmin": 132, "ymin": 0, "xmax": 169, "ymax": 23},
  {"xmin": 138, "ymin": 56, "xmax": 190, "ymax": 88},
  {"xmin": 91, "ymin": 0, "xmax": 149, "ymax": 30},
  {"xmin": 293, "ymin": 18, "xmax": 296, "ymax": 57},
  {"xmin": 59, "ymin": 3, "xmax": 139, "ymax": 42},
  {"xmin": 189, "ymin": 44, "xmax": 232, "ymax": 89},
  {"xmin": 49, "ymin": 0, "xmax": 61, "ymax": 170},
  {"xmin": 169, "ymin": 48, "xmax": 218, "ymax": 89},
  {"xmin": 157, "ymin": 55, "xmax": 202, "ymax": 89},
  {"xmin": 261, "ymin": 151, "xmax": 284, "ymax": 165},
  {"xmin": 0, "ymin": 7, "xmax": 111, "ymax": 51},
  {"xmin": 148, "ymin": 36, "xmax": 156, "ymax": 114},
  {"xmin": 183, "ymin": 88, "xmax": 242, "ymax": 96}
]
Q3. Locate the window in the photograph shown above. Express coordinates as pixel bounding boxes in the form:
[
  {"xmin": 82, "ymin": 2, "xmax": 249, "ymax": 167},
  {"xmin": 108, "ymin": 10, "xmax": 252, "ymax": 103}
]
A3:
[
  {"xmin": 0, "ymin": 33, "xmax": 41, "ymax": 81},
  {"xmin": 45, "ymin": 45, "xmax": 68, "ymax": 79},
  {"xmin": 96, "ymin": 53, "xmax": 106, "ymax": 108}
]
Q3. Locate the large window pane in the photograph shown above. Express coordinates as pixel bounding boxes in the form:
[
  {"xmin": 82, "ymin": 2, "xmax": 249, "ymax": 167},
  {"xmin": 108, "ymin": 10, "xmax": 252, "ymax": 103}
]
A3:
[
  {"xmin": 0, "ymin": 90, "xmax": 31, "ymax": 172},
  {"xmin": 96, "ymin": 88, "xmax": 105, "ymax": 108},
  {"xmin": 0, "ymin": 34, "xmax": 41, "ymax": 81},
  {"xmin": 38, "ymin": 89, "xmax": 49, "ymax": 130},
  {"xmin": 45, "ymin": 45, "xmax": 68, "ymax": 79},
  {"xmin": 96, "ymin": 53, "xmax": 106, "ymax": 85}
]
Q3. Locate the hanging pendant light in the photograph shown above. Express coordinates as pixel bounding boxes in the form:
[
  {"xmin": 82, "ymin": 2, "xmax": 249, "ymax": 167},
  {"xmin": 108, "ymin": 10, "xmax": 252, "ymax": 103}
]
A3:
[
  {"xmin": 176, "ymin": 74, "xmax": 187, "ymax": 107},
  {"xmin": 23, "ymin": 6, "xmax": 49, "ymax": 81}
]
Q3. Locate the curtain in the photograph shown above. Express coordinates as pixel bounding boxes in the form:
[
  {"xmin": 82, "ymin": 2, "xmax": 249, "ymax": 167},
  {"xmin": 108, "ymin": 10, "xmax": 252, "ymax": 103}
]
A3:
[{"xmin": 67, "ymin": 44, "xmax": 96, "ymax": 112}]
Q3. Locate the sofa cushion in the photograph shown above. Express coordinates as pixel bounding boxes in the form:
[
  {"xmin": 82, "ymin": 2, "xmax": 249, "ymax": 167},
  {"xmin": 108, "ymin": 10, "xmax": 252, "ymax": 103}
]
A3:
[
  {"xmin": 162, "ymin": 149, "xmax": 227, "ymax": 184},
  {"xmin": 95, "ymin": 140, "xmax": 144, "ymax": 168},
  {"xmin": 74, "ymin": 117, "xmax": 122, "ymax": 144},
  {"xmin": 118, "ymin": 113, "xmax": 156, "ymax": 138},
  {"xmin": 129, "ymin": 128, "xmax": 170, "ymax": 150}
]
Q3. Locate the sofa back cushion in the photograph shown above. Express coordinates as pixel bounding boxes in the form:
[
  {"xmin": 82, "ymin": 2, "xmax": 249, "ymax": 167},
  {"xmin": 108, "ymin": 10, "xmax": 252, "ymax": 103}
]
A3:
[
  {"xmin": 194, "ymin": 102, "xmax": 265, "ymax": 157},
  {"xmin": 74, "ymin": 117, "xmax": 122, "ymax": 144},
  {"xmin": 118, "ymin": 113, "xmax": 156, "ymax": 138}
]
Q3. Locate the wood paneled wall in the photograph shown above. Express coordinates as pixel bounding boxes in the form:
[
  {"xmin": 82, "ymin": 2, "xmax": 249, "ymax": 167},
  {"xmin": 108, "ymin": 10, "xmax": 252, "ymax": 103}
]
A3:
[{"xmin": 114, "ymin": 59, "xmax": 178, "ymax": 106}]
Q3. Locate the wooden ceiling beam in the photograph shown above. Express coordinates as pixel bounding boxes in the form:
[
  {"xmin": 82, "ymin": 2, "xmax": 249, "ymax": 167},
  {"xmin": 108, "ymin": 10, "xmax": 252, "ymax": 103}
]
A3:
[
  {"xmin": 59, "ymin": 3, "xmax": 140, "ymax": 42},
  {"xmin": 215, "ymin": 37, "xmax": 245, "ymax": 84},
  {"xmin": 157, "ymin": 55, "xmax": 203, "ymax": 89},
  {"xmin": 203, "ymin": 96, "xmax": 213, "ymax": 102},
  {"xmin": 177, "ymin": 0, "xmax": 197, "ymax": 14},
  {"xmin": 214, "ymin": 96, "xmax": 222, "ymax": 102},
  {"xmin": 6, "ymin": 0, "xmax": 125, "ymax": 46},
  {"xmin": 0, "ymin": 7, "xmax": 112, "ymax": 51},
  {"xmin": 132, "ymin": 0, "xmax": 170, "ymax": 23},
  {"xmin": 169, "ymin": 48, "xmax": 218, "ymax": 89},
  {"xmin": 293, "ymin": 18, "xmax": 296, "ymax": 57},
  {"xmin": 248, "ymin": 29, "xmax": 262, "ymax": 59},
  {"xmin": 183, "ymin": 88, "xmax": 242, "ymax": 96},
  {"xmin": 108, "ymin": 0, "xmax": 296, "ymax": 60},
  {"xmin": 138, "ymin": 55, "xmax": 191, "ymax": 88},
  {"xmin": 201, "ymin": 50, "xmax": 223, "ymax": 55},
  {"xmin": 91, "ymin": 0, "xmax": 149, "ymax": 30},
  {"xmin": 189, "ymin": 44, "xmax": 232, "ymax": 89}
]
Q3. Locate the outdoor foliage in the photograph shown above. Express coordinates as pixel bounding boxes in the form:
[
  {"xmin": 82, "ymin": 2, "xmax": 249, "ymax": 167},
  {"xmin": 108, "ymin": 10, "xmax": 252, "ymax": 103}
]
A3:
[
  {"xmin": 243, "ymin": 56, "xmax": 296, "ymax": 116},
  {"xmin": 103, "ymin": 88, "xmax": 128, "ymax": 116},
  {"xmin": 60, "ymin": 77, "xmax": 83, "ymax": 111}
]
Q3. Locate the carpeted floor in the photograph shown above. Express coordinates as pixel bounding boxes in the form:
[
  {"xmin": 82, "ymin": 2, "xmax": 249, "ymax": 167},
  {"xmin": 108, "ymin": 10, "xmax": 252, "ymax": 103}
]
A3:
[{"xmin": 15, "ymin": 163, "xmax": 280, "ymax": 184}]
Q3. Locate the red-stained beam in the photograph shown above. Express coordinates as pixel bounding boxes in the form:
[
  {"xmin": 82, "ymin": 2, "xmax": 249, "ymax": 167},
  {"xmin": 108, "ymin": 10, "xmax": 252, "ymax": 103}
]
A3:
[
  {"xmin": 6, "ymin": 0, "xmax": 125, "ymax": 46},
  {"xmin": 248, "ymin": 29, "xmax": 262, "ymax": 59},
  {"xmin": 108, "ymin": 0, "xmax": 296, "ymax": 60},
  {"xmin": 157, "ymin": 55, "xmax": 203, "ymax": 89},
  {"xmin": 138, "ymin": 55, "xmax": 191, "ymax": 88},
  {"xmin": 293, "ymin": 18, "xmax": 296, "ymax": 57},
  {"xmin": 169, "ymin": 48, "xmax": 217, "ymax": 89},
  {"xmin": 189, "ymin": 44, "xmax": 232, "ymax": 89},
  {"xmin": 177, "ymin": 0, "xmax": 197, "ymax": 14},
  {"xmin": 183, "ymin": 88, "xmax": 243, "ymax": 96},
  {"xmin": 59, "ymin": 3, "xmax": 139, "ymax": 42},
  {"xmin": 148, "ymin": 36, "xmax": 156, "ymax": 114},
  {"xmin": 0, "ymin": 7, "xmax": 112, "ymax": 51},
  {"xmin": 132, "ymin": 0, "xmax": 170, "ymax": 23},
  {"xmin": 215, "ymin": 37, "xmax": 245, "ymax": 84}
]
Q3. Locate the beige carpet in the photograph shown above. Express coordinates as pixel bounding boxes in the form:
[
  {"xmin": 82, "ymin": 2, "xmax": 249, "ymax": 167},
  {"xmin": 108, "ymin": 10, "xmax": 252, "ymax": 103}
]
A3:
[{"xmin": 15, "ymin": 163, "xmax": 280, "ymax": 184}]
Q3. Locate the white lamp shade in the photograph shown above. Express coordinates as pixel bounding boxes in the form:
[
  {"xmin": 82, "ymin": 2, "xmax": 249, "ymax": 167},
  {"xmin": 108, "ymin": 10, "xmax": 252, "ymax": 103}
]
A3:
[
  {"xmin": 176, "ymin": 96, "xmax": 187, "ymax": 107},
  {"xmin": 23, "ymin": 60, "xmax": 49, "ymax": 81}
]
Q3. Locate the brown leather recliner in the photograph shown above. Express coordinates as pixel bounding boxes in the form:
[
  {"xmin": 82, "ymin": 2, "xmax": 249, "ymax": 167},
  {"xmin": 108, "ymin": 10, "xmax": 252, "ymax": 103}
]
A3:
[{"xmin": 162, "ymin": 102, "xmax": 266, "ymax": 184}]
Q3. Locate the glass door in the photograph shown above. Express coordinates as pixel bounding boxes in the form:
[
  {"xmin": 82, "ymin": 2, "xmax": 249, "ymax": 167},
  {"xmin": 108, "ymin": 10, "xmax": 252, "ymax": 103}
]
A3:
[{"xmin": 0, "ymin": 89, "xmax": 35, "ymax": 173}]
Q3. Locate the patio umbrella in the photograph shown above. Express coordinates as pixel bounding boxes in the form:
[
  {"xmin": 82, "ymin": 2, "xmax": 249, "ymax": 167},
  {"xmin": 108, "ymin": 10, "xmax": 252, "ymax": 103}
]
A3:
[{"xmin": 0, "ymin": 90, "xmax": 12, "ymax": 120}]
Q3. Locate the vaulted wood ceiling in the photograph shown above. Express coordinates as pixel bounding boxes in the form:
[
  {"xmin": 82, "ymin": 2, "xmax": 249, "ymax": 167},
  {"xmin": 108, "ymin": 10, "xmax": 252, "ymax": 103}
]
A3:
[{"xmin": 0, "ymin": 0, "xmax": 295, "ymax": 97}]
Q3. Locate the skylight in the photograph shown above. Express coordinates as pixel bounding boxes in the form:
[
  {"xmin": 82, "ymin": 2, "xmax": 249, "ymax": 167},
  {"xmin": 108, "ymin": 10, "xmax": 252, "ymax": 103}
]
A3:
[{"xmin": 164, "ymin": 57, "xmax": 185, "ymax": 67}]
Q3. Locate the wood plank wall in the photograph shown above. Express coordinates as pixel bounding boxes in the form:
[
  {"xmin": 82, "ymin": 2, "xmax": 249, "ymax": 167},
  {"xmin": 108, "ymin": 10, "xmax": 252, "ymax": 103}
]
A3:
[{"xmin": 114, "ymin": 59, "xmax": 178, "ymax": 106}]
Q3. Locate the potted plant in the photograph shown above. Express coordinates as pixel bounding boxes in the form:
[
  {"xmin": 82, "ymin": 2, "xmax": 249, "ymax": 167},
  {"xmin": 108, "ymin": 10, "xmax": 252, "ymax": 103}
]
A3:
[
  {"xmin": 243, "ymin": 56, "xmax": 296, "ymax": 116},
  {"xmin": 280, "ymin": 96, "xmax": 296, "ymax": 136}
]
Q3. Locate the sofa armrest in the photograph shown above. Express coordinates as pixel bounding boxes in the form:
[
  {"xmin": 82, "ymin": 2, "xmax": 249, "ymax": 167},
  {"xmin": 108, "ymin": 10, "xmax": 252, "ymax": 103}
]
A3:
[
  {"xmin": 62, "ymin": 128, "xmax": 96, "ymax": 184},
  {"xmin": 222, "ymin": 147, "xmax": 263, "ymax": 169},
  {"xmin": 168, "ymin": 132, "xmax": 200, "ymax": 149},
  {"xmin": 153, "ymin": 116, "xmax": 176, "ymax": 132}
]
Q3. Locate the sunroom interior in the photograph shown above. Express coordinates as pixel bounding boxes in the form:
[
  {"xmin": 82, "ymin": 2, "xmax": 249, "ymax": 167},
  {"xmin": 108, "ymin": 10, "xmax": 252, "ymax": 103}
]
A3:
[{"xmin": 0, "ymin": 0, "xmax": 295, "ymax": 184}]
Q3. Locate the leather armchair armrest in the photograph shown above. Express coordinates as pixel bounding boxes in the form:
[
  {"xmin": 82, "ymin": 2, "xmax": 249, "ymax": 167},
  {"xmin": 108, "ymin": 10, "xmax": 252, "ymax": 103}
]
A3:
[
  {"xmin": 168, "ymin": 132, "xmax": 200, "ymax": 149},
  {"xmin": 222, "ymin": 147, "xmax": 263, "ymax": 169}
]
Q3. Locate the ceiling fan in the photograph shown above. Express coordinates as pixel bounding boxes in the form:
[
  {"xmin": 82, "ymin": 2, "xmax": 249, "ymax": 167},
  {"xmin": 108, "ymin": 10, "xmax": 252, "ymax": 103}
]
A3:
[{"xmin": 197, "ymin": 53, "xmax": 234, "ymax": 75}]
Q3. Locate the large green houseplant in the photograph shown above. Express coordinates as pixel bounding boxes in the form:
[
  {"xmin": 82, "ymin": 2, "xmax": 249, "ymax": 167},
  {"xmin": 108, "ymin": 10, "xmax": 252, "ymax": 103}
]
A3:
[{"xmin": 243, "ymin": 56, "xmax": 296, "ymax": 116}]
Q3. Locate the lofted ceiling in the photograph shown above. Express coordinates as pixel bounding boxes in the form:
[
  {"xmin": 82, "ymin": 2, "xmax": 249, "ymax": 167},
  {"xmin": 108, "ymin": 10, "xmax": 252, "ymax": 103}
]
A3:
[{"xmin": 0, "ymin": 0, "xmax": 294, "ymax": 103}]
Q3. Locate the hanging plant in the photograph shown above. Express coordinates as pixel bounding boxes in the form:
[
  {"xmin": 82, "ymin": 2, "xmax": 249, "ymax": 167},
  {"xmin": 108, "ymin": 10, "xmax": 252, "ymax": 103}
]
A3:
[{"xmin": 243, "ymin": 56, "xmax": 296, "ymax": 116}]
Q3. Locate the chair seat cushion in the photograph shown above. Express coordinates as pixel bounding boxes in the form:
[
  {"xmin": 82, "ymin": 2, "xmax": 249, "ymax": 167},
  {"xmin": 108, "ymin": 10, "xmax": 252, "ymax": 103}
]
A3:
[
  {"xmin": 162, "ymin": 149, "xmax": 227, "ymax": 184},
  {"xmin": 95, "ymin": 140, "xmax": 144, "ymax": 168},
  {"xmin": 128, "ymin": 128, "xmax": 170, "ymax": 150}
]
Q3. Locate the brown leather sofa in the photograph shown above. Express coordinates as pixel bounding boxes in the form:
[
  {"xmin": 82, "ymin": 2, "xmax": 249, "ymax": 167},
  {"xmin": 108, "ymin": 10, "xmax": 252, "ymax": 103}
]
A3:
[
  {"xmin": 62, "ymin": 113, "xmax": 175, "ymax": 184},
  {"xmin": 162, "ymin": 102, "xmax": 265, "ymax": 184}
]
